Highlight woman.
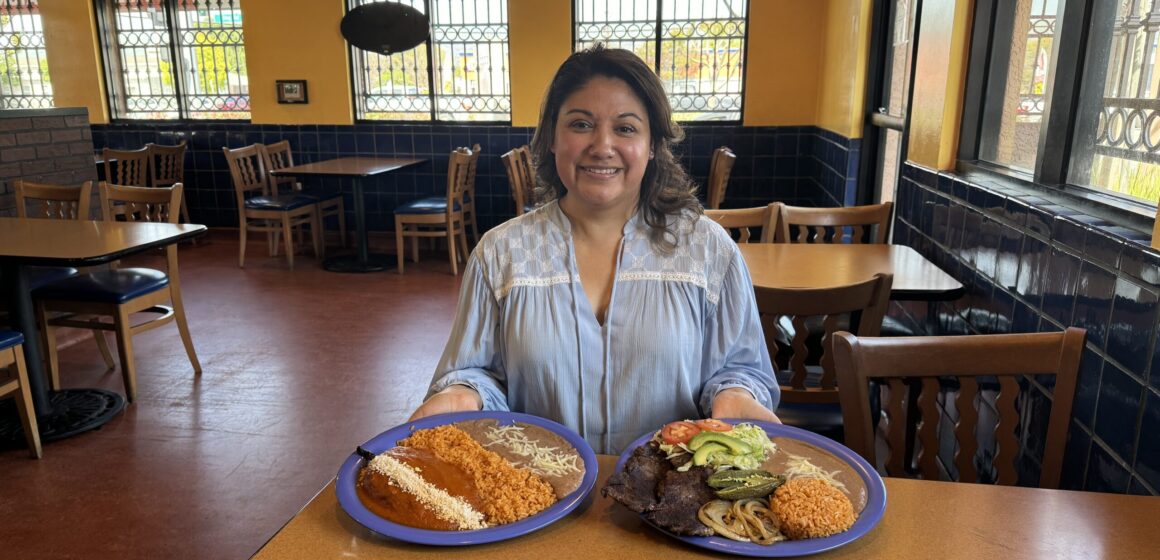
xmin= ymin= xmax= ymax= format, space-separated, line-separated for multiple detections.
xmin=408 ymin=45 xmax=779 ymax=454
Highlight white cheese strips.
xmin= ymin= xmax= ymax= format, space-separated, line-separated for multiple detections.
xmin=366 ymin=453 xmax=488 ymax=530
xmin=480 ymin=424 xmax=582 ymax=477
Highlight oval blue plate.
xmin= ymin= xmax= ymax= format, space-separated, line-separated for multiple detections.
xmin=614 ymin=420 xmax=886 ymax=557
xmin=336 ymin=411 xmax=598 ymax=546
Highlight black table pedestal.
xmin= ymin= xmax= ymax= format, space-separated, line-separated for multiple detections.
xmin=322 ymin=178 xmax=397 ymax=273
xmin=0 ymin=388 xmax=124 ymax=444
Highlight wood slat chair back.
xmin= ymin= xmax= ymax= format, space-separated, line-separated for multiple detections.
xmin=102 ymin=146 xmax=150 ymax=188
xmin=706 ymin=203 xmax=781 ymax=243
xmin=12 ymin=179 xmax=92 ymax=220
xmin=394 ymin=147 xmax=475 ymax=275
xmin=501 ymin=145 xmax=535 ymax=216
xmin=147 ymin=141 xmax=190 ymax=223
xmin=754 ymin=273 xmax=893 ymax=405
xmin=99 ymin=182 xmax=182 ymax=224
xmin=778 ymin=202 xmax=894 ymax=244
xmin=832 ymin=328 xmax=1085 ymax=489
xmin=224 ymin=144 xmax=272 ymax=198
xmin=463 ymin=143 xmax=482 ymax=245
xmin=223 ymin=144 xmax=321 ymax=269
xmin=706 ymin=146 xmax=736 ymax=210
xmin=262 ymin=140 xmax=298 ymax=194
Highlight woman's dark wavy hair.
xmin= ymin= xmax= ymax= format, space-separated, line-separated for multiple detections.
xmin=529 ymin=44 xmax=702 ymax=254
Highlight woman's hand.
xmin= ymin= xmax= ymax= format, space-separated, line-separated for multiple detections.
xmin=711 ymin=387 xmax=781 ymax=423
xmin=407 ymin=385 xmax=483 ymax=422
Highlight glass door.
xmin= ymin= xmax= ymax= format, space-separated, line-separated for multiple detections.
xmin=861 ymin=0 xmax=920 ymax=205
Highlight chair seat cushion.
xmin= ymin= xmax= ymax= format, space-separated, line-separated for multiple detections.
xmin=28 ymin=266 xmax=79 ymax=290
xmin=245 ymin=194 xmax=316 ymax=211
xmin=395 ymin=197 xmax=461 ymax=214
xmin=299 ymin=188 xmax=343 ymax=202
xmin=34 ymin=268 xmax=169 ymax=304
xmin=0 ymin=330 xmax=24 ymax=350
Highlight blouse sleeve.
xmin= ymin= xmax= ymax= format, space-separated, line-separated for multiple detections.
xmin=699 ymin=247 xmax=780 ymax=416
xmin=426 ymin=253 xmax=510 ymax=411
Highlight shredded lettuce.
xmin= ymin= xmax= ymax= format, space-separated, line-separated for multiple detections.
xmin=651 ymin=422 xmax=775 ymax=471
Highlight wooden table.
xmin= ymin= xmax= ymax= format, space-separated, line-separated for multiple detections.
xmin=253 ymin=455 xmax=1159 ymax=559
xmin=738 ymin=243 xmax=963 ymax=301
xmin=270 ymin=157 xmax=428 ymax=273
xmin=0 ymin=218 xmax=206 ymax=441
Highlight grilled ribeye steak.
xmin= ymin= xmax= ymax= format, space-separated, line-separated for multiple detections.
xmin=645 ymin=467 xmax=716 ymax=536
xmin=601 ymin=443 xmax=672 ymax=513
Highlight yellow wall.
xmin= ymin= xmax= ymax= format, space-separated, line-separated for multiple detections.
xmin=508 ymin=0 xmax=572 ymax=127
xmin=40 ymin=0 xmax=108 ymax=123
xmin=743 ymin=1 xmax=824 ymax=126
xmin=243 ymin=0 xmax=352 ymax=125
xmin=908 ymin=0 xmax=974 ymax=169
xmin=814 ymin=0 xmax=873 ymax=138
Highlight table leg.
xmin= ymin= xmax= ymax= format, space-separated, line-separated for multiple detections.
xmin=322 ymin=178 xmax=395 ymax=273
xmin=0 ymin=263 xmax=124 ymax=443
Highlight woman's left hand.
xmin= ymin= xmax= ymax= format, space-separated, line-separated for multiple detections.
xmin=711 ymin=388 xmax=781 ymax=423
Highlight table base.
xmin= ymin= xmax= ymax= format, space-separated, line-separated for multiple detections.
xmin=323 ymin=254 xmax=396 ymax=273
xmin=0 ymin=388 xmax=124 ymax=445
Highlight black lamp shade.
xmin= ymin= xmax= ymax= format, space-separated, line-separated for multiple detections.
xmin=340 ymin=2 xmax=430 ymax=56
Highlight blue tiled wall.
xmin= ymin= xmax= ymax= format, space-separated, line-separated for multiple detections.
xmin=893 ymin=162 xmax=1159 ymax=496
xmin=90 ymin=123 xmax=855 ymax=231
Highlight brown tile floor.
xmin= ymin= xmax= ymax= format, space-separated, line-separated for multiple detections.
xmin=0 ymin=232 xmax=466 ymax=559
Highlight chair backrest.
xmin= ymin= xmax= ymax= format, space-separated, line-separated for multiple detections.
xmin=146 ymin=141 xmax=188 ymax=188
xmin=98 ymin=182 xmax=182 ymax=224
xmin=706 ymin=203 xmax=781 ymax=243
xmin=706 ymin=146 xmax=736 ymax=210
xmin=778 ymin=202 xmax=893 ymax=244
xmin=463 ymin=142 xmax=481 ymax=199
xmin=754 ymin=273 xmax=893 ymax=405
xmin=12 ymin=179 xmax=92 ymax=220
xmin=222 ymin=144 xmax=271 ymax=206
xmin=261 ymin=140 xmax=299 ymax=195
xmin=102 ymin=146 xmax=150 ymax=188
xmin=445 ymin=147 xmax=475 ymax=216
xmin=832 ymin=328 xmax=1085 ymax=489
xmin=501 ymin=145 xmax=534 ymax=215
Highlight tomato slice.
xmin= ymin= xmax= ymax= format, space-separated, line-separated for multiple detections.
xmin=694 ymin=419 xmax=733 ymax=432
xmin=660 ymin=421 xmax=701 ymax=445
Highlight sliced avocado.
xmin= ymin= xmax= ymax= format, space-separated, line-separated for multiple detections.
xmin=687 ymin=431 xmax=752 ymax=455
xmin=692 ymin=442 xmax=728 ymax=466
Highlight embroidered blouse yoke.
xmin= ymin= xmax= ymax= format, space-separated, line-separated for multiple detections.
xmin=427 ymin=201 xmax=779 ymax=454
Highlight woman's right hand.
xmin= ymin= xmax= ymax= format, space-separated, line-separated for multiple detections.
xmin=407 ymin=385 xmax=483 ymax=422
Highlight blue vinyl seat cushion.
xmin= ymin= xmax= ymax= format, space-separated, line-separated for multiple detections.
xmin=28 ymin=266 xmax=79 ymax=290
xmin=34 ymin=268 xmax=169 ymax=304
xmin=0 ymin=329 xmax=24 ymax=349
xmin=244 ymin=194 xmax=317 ymax=211
xmin=395 ymin=197 xmax=461 ymax=215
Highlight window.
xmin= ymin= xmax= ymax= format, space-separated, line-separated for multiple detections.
xmin=96 ymin=0 xmax=249 ymax=120
xmin=574 ymin=0 xmax=748 ymax=121
xmin=965 ymin=0 xmax=1160 ymax=207
xmin=349 ymin=0 xmax=510 ymax=122
xmin=0 ymin=0 xmax=51 ymax=110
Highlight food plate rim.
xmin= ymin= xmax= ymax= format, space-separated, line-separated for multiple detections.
xmin=336 ymin=410 xmax=599 ymax=546
xmin=613 ymin=419 xmax=887 ymax=558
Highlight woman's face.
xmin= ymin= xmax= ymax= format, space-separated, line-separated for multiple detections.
xmin=552 ymin=76 xmax=652 ymax=215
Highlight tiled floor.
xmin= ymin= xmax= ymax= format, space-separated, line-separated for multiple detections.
xmin=0 ymin=232 xmax=465 ymax=559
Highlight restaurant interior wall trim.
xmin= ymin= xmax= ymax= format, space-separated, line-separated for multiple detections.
xmin=39 ymin=0 xmax=108 ymax=124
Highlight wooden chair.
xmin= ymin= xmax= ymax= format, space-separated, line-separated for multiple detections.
xmin=146 ymin=141 xmax=191 ymax=223
xmin=754 ymin=273 xmax=893 ymax=441
xmin=102 ymin=146 xmax=150 ymax=187
xmin=34 ymin=183 xmax=202 ymax=402
xmin=222 ymin=144 xmax=322 ymax=270
xmin=394 ymin=147 xmax=475 ymax=275
xmin=706 ymin=146 xmax=736 ymax=210
xmin=0 ymin=331 xmax=41 ymax=458
xmin=461 ymin=143 xmax=482 ymax=245
xmin=706 ymin=203 xmax=780 ymax=243
xmin=833 ymin=328 xmax=1085 ymax=489
xmin=501 ymin=145 xmax=535 ymax=216
xmin=778 ymin=202 xmax=894 ymax=244
xmin=261 ymin=140 xmax=347 ymax=248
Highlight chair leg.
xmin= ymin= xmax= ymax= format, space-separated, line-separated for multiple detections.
xmin=10 ymin=346 xmax=42 ymax=459
xmin=238 ymin=222 xmax=248 ymax=268
xmin=94 ymin=330 xmax=115 ymax=371
xmin=448 ymin=229 xmax=459 ymax=276
xmin=281 ymin=215 xmax=296 ymax=270
xmin=171 ymin=289 xmax=202 ymax=374
xmin=410 ymin=234 xmax=421 ymax=264
xmin=312 ymin=210 xmax=324 ymax=260
xmin=112 ymin=306 xmax=137 ymax=403
xmin=467 ymin=205 xmax=480 ymax=247
xmin=34 ymin=301 xmax=61 ymax=392
xmin=395 ymin=219 xmax=406 ymax=275
xmin=458 ymin=227 xmax=471 ymax=265
xmin=336 ymin=199 xmax=347 ymax=248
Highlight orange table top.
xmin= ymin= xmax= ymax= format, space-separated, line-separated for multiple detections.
xmin=0 ymin=218 xmax=206 ymax=266
xmin=269 ymin=157 xmax=427 ymax=177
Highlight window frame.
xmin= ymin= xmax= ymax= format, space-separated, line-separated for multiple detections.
xmin=570 ymin=0 xmax=750 ymax=124
xmin=346 ymin=0 xmax=513 ymax=124
xmin=93 ymin=0 xmax=251 ymax=123
xmin=0 ymin=0 xmax=53 ymax=110
xmin=957 ymin=0 xmax=1157 ymax=228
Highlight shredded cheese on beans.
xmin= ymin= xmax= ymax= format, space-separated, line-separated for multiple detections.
xmin=481 ymin=425 xmax=582 ymax=477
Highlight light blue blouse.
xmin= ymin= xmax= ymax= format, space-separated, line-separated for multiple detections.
xmin=426 ymin=201 xmax=779 ymax=454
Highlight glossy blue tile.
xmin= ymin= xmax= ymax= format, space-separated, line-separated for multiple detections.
xmin=1074 ymin=348 xmax=1103 ymax=426
xmin=1105 ymin=278 xmax=1158 ymax=377
xmin=1119 ymin=246 xmax=1160 ymax=289
xmin=1085 ymin=442 xmax=1131 ymax=493
xmin=1094 ymin=363 xmax=1144 ymax=461
xmin=975 ymin=217 xmax=1001 ymax=280
xmin=995 ymin=224 xmax=1023 ymax=290
xmin=1026 ymin=205 xmax=1053 ymax=239
xmin=1052 ymin=216 xmax=1087 ymax=251
xmin=1070 ymin=262 xmax=1116 ymax=350
xmin=1060 ymin=420 xmax=1091 ymax=490
xmin=1135 ymin=389 xmax=1160 ymax=491
xmin=1041 ymin=248 xmax=1082 ymax=325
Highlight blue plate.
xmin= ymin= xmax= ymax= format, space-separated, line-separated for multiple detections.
xmin=614 ymin=420 xmax=886 ymax=557
xmin=336 ymin=411 xmax=598 ymax=546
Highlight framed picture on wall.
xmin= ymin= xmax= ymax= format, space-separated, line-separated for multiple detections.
xmin=276 ymin=80 xmax=308 ymax=104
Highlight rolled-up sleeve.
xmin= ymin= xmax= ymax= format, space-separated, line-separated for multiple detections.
xmin=427 ymin=254 xmax=510 ymax=411
xmin=699 ymin=248 xmax=780 ymax=416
